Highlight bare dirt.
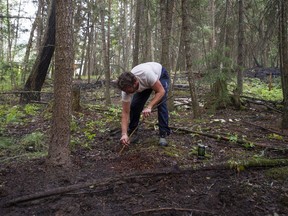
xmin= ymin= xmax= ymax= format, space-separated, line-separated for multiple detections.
xmin=0 ymin=96 xmax=288 ymax=216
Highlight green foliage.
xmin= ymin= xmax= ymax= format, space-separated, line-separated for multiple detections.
xmin=24 ymin=104 xmax=41 ymax=116
xmin=242 ymin=142 xmax=255 ymax=149
xmin=70 ymin=115 xmax=79 ymax=132
xmin=0 ymin=104 xmax=43 ymax=135
xmin=84 ymin=131 xmax=96 ymax=141
xmin=265 ymin=166 xmax=288 ymax=180
xmin=0 ymin=132 xmax=47 ymax=161
xmin=20 ymin=131 xmax=47 ymax=152
xmin=108 ymin=105 xmax=121 ymax=117
xmin=228 ymin=134 xmax=238 ymax=143
xmin=267 ymin=133 xmax=283 ymax=141
xmin=243 ymin=78 xmax=283 ymax=101
xmin=200 ymin=48 xmax=234 ymax=84
xmin=0 ymin=62 xmax=22 ymax=91
xmin=0 ymin=137 xmax=18 ymax=156
xmin=4 ymin=105 xmax=25 ymax=124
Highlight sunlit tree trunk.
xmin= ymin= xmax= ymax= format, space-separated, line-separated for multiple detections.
xmin=47 ymin=0 xmax=73 ymax=167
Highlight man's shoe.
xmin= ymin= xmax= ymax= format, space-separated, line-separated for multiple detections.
xmin=159 ymin=137 xmax=168 ymax=147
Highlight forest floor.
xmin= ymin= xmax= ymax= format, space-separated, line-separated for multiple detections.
xmin=0 ymin=84 xmax=288 ymax=216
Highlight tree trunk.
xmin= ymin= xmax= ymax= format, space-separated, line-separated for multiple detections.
xmin=20 ymin=0 xmax=56 ymax=103
xmin=279 ymin=1 xmax=288 ymax=129
xmin=21 ymin=1 xmax=42 ymax=84
xmin=237 ymin=0 xmax=244 ymax=95
xmin=100 ymin=0 xmax=111 ymax=105
xmin=182 ymin=0 xmax=199 ymax=118
xmin=209 ymin=0 xmax=233 ymax=110
xmin=160 ymin=0 xmax=175 ymax=111
xmin=47 ymin=0 xmax=73 ymax=167
xmin=132 ymin=0 xmax=142 ymax=67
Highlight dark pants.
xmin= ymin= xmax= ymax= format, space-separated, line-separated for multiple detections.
xmin=129 ymin=67 xmax=170 ymax=137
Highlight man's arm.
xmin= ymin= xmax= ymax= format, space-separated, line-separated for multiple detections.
xmin=120 ymin=101 xmax=130 ymax=145
xmin=142 ymin=80 xmax=165 ymax=117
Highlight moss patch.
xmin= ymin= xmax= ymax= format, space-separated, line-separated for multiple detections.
xmin=265 ymin=166 xmax=288 ymax=180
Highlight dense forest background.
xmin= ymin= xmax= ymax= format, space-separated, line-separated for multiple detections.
xmin=0 ymin=1 xmax=285 ymax=87
xmin=0 ymin=0 xmax=288 ymax=164
xmin=1 ymin=1 xmax=288 ymax=215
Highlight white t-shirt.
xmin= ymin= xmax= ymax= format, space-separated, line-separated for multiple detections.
xmin=121 ymin=62 xmax=162 ymax=102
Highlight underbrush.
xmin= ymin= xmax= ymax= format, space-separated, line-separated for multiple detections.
xmin=0 ymin=77 xmax=284 ymax=164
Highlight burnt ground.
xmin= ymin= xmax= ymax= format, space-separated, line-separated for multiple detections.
xmin=0 ymin=92 xmax=288 ymax=216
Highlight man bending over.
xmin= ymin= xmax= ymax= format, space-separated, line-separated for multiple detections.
xmin=117 ymin=62 xmax=171 ymax=147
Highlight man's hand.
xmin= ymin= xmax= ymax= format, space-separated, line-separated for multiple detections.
xmin=120 ymin=133 xmax=130 ymax=145
xmin=142 ymin=107 xmax=152 ymax=118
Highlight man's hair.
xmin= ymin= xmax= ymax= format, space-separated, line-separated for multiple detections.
xmin=117 ymin=72 xmax=137 ymax=91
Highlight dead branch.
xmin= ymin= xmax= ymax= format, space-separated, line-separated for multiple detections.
xmin=243 ymin=120 xmax=288 ymax=139
xmin=241 ymin=96 xmax=282 ymax=113
xmin=169 ymin=125 xmax=249 ymax=146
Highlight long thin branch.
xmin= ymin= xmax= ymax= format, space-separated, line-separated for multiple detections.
xmin=169 ymin=125 xmax=249 ymax=146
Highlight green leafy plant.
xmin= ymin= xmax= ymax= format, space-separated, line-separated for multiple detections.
xmin=228 ymin=134 xmax=238 ymax=143
xmin=20 ymin=131 xmax=47 ymax=152
xmin=70 ymin=115 xmax=79 ymax=132
xmin=24 ymin=104 xmax=41 ymax=116
xmin=5 ymin=105 xmax=25 ymax=124
xmin=0 ymin=137 xmax=18 ymax=156
xmin=243 ymin=78 xmax=283 ymax=101
xmin=108 ymin=105 xmax=121 ymax=117
xmin=267 ymin=133 xmax=283 ymax=140
xmin=242 ymin=142 xmax=255 ymax=149
xmin=84 ymin=131 xmax=96 ymax=140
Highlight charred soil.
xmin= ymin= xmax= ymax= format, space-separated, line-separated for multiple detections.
xmin=0 ymin=97 xmax=288 ymax=216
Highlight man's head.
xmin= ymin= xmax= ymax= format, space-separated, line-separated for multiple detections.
xmin=117 ymin=72 xmax=138 ymax=94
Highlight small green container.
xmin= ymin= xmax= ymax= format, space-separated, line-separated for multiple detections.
xmin=198 ymin=144 xmax=206 ymax=159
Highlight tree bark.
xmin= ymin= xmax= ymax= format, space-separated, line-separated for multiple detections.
xmin=181 ymin=0 xmax=199 ymax=118
xmin=47 ymin=0 xmax=73 ymax=167
xmin=160 ymin=0 xmax=175 ymax=111
xmin=99 ymin=0 xmax=111 ymax=105
xmin=279 ymin=1 xmax=288 ymax=129
xmin=237 ymin=0 xmax=244 ymax=95
xmin=132 ymin=0 xmax=142 ymax=67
